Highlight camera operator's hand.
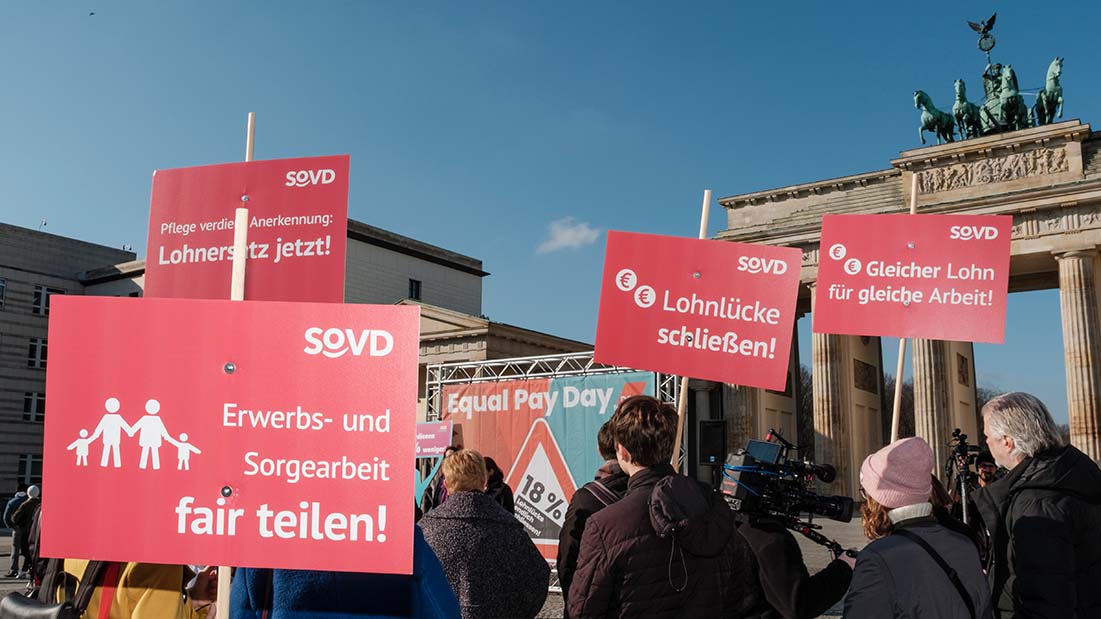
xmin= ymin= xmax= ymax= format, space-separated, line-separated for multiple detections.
xmin=839 ymin=549 xmax=858 ymax=570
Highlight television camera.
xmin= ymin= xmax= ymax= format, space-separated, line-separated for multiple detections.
xmin=721 ymin=430 xmax=855 ymax=558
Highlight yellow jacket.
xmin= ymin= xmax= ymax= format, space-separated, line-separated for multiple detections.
xmin=60 ymin=560 xmax=205 ymax=619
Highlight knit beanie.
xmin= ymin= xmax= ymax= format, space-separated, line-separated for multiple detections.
xmin=859 ymin=437 xmax=932 ymax=508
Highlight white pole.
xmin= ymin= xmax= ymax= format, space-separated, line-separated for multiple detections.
xmin=890 ymin=173 xmax=919 ymax=442
xmin=671 ymin=189 xmax=711 ymax=469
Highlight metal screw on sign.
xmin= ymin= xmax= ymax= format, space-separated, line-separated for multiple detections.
xmin=241 ymin=195 xmax=250 ymax=202
xmin=221 ymin=486 xmax=233 ymax=498
xmin=907 ymin=242 xmax=916 ymax=249
xmin=693 ymin=272 xmax=701 ymax=279
xmin=224 ymin=362 xmax=236 ymax=374
xmin=685 ymin=335 xmax=694 ymax=342
xmin=903 ymin=300 xmax=911 ymax=306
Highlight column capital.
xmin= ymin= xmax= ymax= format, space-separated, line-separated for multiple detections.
xmin=1053 ymin=248 xmax=1100 ymax=261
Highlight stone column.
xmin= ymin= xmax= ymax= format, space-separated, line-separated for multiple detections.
xmin=810 ymin=283 xmax=851 ymax=496
xmin=723 ymin=384 xmax=757 ymax=457
xmin=1055 ymin=250 xmax=1101 ymax=460
xmin=913 ymin=339 xmax=950 ymax=478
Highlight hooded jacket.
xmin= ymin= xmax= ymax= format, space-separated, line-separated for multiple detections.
xmin=567 ymin=464 xmax=753 ymax=618
xmin=419 ymin=491 xmax=548 ymax=619
xmin=557 ymin=460 xmax=630 ymax=611
xmin=3 ymin=491 xmax=27 ymax=528
xmin=973 ymin=445 xmax=1101 ymax=618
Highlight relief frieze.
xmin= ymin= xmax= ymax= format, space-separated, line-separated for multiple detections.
xmin=916 ymin=147 xmax=1069 ymax=194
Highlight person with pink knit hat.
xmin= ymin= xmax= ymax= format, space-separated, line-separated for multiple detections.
xmin=843 ymin=437 xmax=992 ymax=619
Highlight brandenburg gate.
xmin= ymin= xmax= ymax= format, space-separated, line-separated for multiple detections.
xmin=715 ymin=120 xmax=1101 ymax=496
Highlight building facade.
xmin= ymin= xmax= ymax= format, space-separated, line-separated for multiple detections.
xmin=0 ymin=224 xmax=137 ymax=486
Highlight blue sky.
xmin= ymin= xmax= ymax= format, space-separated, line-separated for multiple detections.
xmin=0 ymin=2 xmax=1091 ymax=422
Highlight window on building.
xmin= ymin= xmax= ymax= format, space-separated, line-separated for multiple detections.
xmin=18 ymin=455 xmax=42 ymax=485
xmin=32 ymin=286 xmax=65 ymax=316
xmin=23 ymin=393 xmax=45 ymax=422
xmin=408 ymin=279 xmax=422 ymax=301
xmin=0 ymin=278 xmax=6 ymax=309
xmin=27 ymin=338 xmax=47 ymax=369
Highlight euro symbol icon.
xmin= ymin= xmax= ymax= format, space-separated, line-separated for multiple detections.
xmin=634 ymin=285 xmax=656 ymax=308
xmin=615 ymin=268 xmax=638 ymax=292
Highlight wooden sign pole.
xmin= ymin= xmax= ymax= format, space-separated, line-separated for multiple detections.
xmin=216 ymin=111 xmax=255 ymax=619
xmin=670 ymin=189 xmax=711 ymax=469
xmin=890 ymin=173 xmax=919 ymax=442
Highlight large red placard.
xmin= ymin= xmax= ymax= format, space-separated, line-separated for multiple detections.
xmin=813 ymin=214 xmax=1012 ymax=343
xmin=144 ymin=155 xmax=349 ymax=302
xmin=594 ymin=231 xmax=801 ymax=390
xmin=41 ymin=297 xmax=419 ymax=574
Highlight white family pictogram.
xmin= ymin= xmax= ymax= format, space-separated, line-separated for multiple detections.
xmin=67 ymin=397 xmax=200 ymax=471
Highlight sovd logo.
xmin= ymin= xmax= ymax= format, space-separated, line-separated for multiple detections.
xmin=304 ymin=328 xmax=393 ymax=358
xmin=949 ymin=225 xmax=999 ymax=240
xmin=736 ymin=256 xmax=788 ymax=275
xmin=285 ymin=169 xmax=337 ymax=187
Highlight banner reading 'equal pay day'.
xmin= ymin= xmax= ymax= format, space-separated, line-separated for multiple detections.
xmin=440 ymin=371 xmax=654 ymax=558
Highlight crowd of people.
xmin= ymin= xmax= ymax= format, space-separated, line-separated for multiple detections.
xmin=4 ymin=391 xmax=1100 ymax=618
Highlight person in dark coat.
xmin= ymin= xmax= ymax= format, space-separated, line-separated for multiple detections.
xmin=557 ymin=420 xmax=629 ymax=616
xmin=231 ymin=525 xmax=460 ymax=619
xmin=736 ymin=516 xmax=855 ymax=619
xmin=482 ymin=457 xmax=514 ymax=514
xmin=11 ymin=485 xmax=40 ymax=579
xmin=419 ymin=449 xmax=549 ymax=619
xmin=4 ymin=483 xmax=28 ymax=578
xmin=567 ymin=396 xmax=752 ymax=619
xmin=972 ymin=391 xmax=1101 ymax=619
xmin=844 ymin=437 xmax=993 ymax=619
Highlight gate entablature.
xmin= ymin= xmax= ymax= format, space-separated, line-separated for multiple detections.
xmin=717 ymin=120 xmax=1101 ymax=296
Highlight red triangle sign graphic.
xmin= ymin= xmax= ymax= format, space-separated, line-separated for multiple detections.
xmin=505 ymin=418 xmax=578 ymax=560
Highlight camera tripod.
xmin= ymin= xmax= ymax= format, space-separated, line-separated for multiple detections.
xmin=944 ymin=428 xmax=979 ymax=525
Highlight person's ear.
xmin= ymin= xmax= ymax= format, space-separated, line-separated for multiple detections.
xmin=616 ymin=443 xmax=632 ymax=465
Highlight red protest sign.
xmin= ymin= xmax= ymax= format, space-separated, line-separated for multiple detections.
xmin=415 ymin=421 xmax=453 ymax=457
xmin=594 ymin=231 xmax=801 ymax=390
xmin=145 ymin=155 xmax=349 ymax=302
xmin=41 ymin=297 xmax=419 ymax=574
xmin=813 ymin=214 xmax=1012 ymax=343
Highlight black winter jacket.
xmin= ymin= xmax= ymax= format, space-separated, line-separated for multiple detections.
xmin=737 ymin=519 xmax=852 ymax=618
xmin=567 ymin=464 xmax=753 ymax=618
xmin=843 ymin=516 xmax=993 ymax=619
xmin=420 ymin=491 xmax=548 ymax=619
xmin=557 ymin=461 xmax=630 ymax=612
xmin=973 ymin=445 xmax=1101 ymax=619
